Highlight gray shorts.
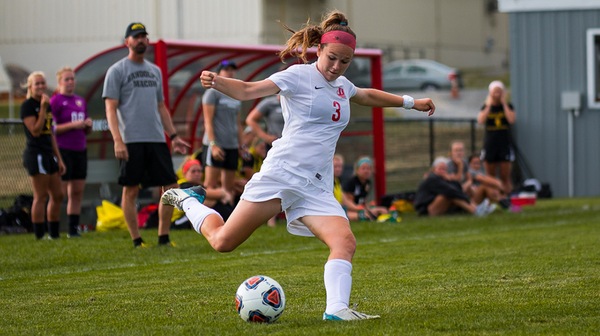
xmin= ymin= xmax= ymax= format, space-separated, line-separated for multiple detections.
xmin=241 ymin=165 xmax=347 ymax=237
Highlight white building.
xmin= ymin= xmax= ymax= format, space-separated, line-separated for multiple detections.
xmin=0 ymin=0 xmax=509 ymax=87
xmin=499 ymin=0 xmax=600 ymax=197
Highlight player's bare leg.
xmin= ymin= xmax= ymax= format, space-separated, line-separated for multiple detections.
xmin=161 ymin=187 xmax=281 ymax=252
xmin=201 ymin=199 xmax=281 ymax=252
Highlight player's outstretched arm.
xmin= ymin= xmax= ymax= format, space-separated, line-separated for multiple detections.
xmin=199 ymin=71 xmax=279 ymax=101
xmin=351 ymin=87 xmax=435 ymax=116
xmin=413 ymin=98 xmax=436 ymax=116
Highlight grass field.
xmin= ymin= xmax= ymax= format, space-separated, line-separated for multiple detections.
xmin=1 ymin=198 xmax=599 ymax=335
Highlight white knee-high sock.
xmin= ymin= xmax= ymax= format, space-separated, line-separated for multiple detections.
xmin=182 ymin=198 xmax=221 ymax=234
xmin=324 ymin=259 xmax=352 ymax=314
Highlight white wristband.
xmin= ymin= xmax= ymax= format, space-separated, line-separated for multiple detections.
xmin=402 ymin=95 xmax=414 ymax=110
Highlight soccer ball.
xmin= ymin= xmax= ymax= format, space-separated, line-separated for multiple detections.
xmin=235 ymin=275 xmax=286 ymax=323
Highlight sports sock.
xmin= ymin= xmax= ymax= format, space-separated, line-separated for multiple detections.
xmin=33 ymin=222 xmax=45 ymax=239
xmin=324 ymin=259 xmax=353 ymax=315
xmin=182 ymin=198 xmax=221 ymax=235
xmin=48 ymin=221 xmax=60 ymax=238
xmin=358 ymin=210 xmax=369 ymax=221
xmin=158 ymin=234 xmax=170 ymax=245
xmin=68 ymin=214 xmax=80 ymax=234
xmin=133 ymin=237 xmax=144 ymax=247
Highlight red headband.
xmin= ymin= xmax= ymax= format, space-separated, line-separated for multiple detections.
xmin=182 ymin=159 xmax=201 ymax=174
xmin=320 ymin=31 xmax=356 ymax=50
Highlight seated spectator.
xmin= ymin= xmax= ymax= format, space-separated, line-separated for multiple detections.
xmin=239 ymin=136 xmax=279 ymax=227
xmin=448 ymin=141 xmax=507 ymax=208
xmin=239 ymin=132 xmax=266 ymax=180
xmin=446 ymin=140 xmax=472 ymax=193
xmin=342 ymin=156 xmax=388 ymax=219
xmin=333 ymin=154 xmax=375 ymax=221
xmin=414 ymin=157 xmax=496 ymax=217
xmin=175 ymin=150 xmax=203 ymax=181
xmin=468 ymin=154 xmax=508 ymax=207
xmin=171 ymin=159 xmax=234 ymax=228
xmin=230 ymin=127 xmax=254 ymax=201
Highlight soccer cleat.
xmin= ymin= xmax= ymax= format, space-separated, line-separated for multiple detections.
xmin=474 ymin=199 xmax=491 ymax=217
xmin=323 ymin=308 xmax=380 ymax=321
xmin=135 ymin=242 xmax=151 ymax=249
xmin=161 ymin=186 xmax=206 ymax=211
xmin=486 ymin=203 xmax=498 ymax=215
xmin=158 ymin=241 xmax=177 ymax=247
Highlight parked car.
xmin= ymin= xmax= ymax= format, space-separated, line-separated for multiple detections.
xmin=350 ymin=59 xmax=463 ymax=91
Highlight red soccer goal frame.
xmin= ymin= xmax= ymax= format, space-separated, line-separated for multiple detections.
xmin=75 ymin=39 xmax=387 ymax=201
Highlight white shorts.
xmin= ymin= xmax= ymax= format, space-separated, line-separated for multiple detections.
xmin=241 ymin=165 xmax=347 ymax=237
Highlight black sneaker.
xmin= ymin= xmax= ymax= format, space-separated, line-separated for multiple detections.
xmin=67 ymin=232 xmax=81 ymax=238
xmin=499 ymin=198 xmax=511 ymax=210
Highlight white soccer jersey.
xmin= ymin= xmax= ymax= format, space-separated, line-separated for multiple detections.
xmin=264 ymin=63 xmax=357 ymax=192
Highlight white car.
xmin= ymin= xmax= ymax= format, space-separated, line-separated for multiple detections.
xmin=351 ymin=59 xmax=463 ymax=91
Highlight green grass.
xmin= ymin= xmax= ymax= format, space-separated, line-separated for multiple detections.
xmin=1 ymin=198 xmax=599 ymax=335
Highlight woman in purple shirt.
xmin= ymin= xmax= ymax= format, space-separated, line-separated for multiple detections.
xmin=50 ymin=67 xmax=92 ymax=237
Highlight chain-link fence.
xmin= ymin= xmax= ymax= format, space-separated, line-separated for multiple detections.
xmin=336 ymin=117 xmax=483 ymax=197
xmin=0 ymin=119 xmax=31 ymax=208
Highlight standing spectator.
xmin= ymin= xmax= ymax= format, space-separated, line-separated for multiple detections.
xmin=161 ymin=10 xmax=435 ymax=320
xmin=102 ymin=22 xmax=189 ymax=248
xmin=342 ymin=156 xmax=388 ymax=218
xmin=246 ymin=95 xmax=284 ymax=150
xmin=477 ymin=80 xmax=516 ymax=195
xmin=201 ymin=60 xmax=244 ymax=195
xmin=50 ymin=66 xmax=92 ymax=237
xmin=20 ymin=71 xmax=65 ymax=239
xmin=414 ymin=157 xmax=495 ymax=217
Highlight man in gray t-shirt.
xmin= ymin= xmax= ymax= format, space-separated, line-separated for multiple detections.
xmin=103 ymin=57 xmax=165 ymax=143
xmin=102 ymin=22 xmax=189 ymax=248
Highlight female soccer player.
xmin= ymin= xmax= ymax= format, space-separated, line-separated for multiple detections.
xmin=50 ymin=67 xmax=92 ymax=237
xmin=162 ymin=10 xmax=435 ymax=320
xmin=21 ymin=71 xmax=65 ymax=239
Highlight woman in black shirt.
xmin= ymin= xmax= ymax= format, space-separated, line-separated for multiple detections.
xmin=477 ymin=80 xmax=516 ymax=195
xmin=20 ymin=71 xmax=65 ymax=239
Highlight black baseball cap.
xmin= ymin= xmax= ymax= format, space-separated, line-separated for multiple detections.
xmin=217 ymin=60 xmax=238 ymax=73
xmin=125 ymin=22 xmax=148 ymax=38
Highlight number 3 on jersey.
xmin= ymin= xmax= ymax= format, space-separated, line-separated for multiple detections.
xmin=332 ymin=101 xmax=341 ymax=122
